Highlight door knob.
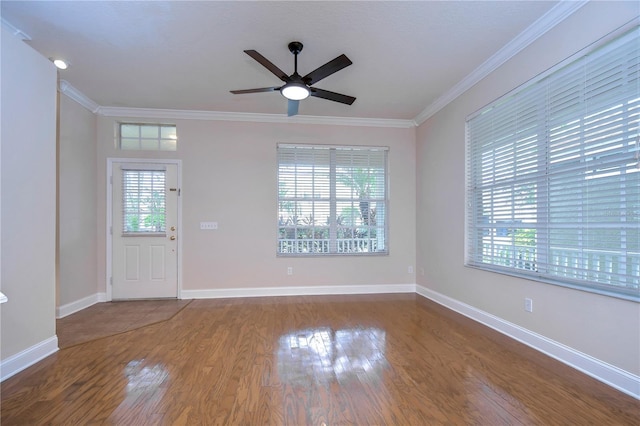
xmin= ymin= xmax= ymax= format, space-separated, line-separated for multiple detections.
xmin=170 ymin=236 xmax=176 ymax=240
xmin=170 ymin=226 xmax=176 ymax=231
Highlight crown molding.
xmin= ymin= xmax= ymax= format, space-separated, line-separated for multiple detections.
xmin=413 ymin=0 xmax=589 ymax=126
xmin=58 ymin=82 xmax=414 ymax=128
xmin=96 ymin=106 xmax=416 ymax=128
xmin=58 ymin=1 xmax=588 ymax=129
xmin=1 ymin=17 xmax=31 ymax=40
xmin=58 ymin=80 xmax=100 ymax=113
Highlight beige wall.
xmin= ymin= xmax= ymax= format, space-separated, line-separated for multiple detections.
xmin=416 ymin=1 xmax=640 ymax=375
xmin=1 ymin=28 xmax=57 ymax=360
xmin=96 ymin=118 xmax=417 ymax=294
xmin=58 ymin=95 xmax=97 ymax=307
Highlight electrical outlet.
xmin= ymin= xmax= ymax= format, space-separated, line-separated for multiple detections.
xmin=200 ymin=222 xmax=218 ymax=230
xmin=525 ymin=298 xmax=533 ymax=313
xmin=287 ymin=267 xmax=293 ymax=276
xmin=408 ymin=266 xmax=414 ymax=274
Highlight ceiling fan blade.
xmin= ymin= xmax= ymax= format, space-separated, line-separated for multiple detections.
xmin=230 ymin=87 xmax=280 ymax=94
xmin=303 ymin=54 xmax=352 ymax=85
xmin=310 ymin=88 xmax=356 ymax=105
xmin=287 ymin=100 xmax=300 ymax=117
xmin=244 ymin=50 xmax=290 ymax=82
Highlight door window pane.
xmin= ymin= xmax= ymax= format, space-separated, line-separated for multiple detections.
xmin=122 ymin=170 xmax=166 ymax=234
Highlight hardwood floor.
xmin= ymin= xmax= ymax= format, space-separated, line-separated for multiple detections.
xmin=1 ymin=294 xmax=638 ymax=425
xmin=56 ymin=299 xmax=193 ymax=348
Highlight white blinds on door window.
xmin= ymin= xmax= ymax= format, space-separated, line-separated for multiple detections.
xmin=466 ymin=24 xmax=640 ymax=300
xmin=277 ymin=144 xmax=388 ymax=255
xmin=122 ymin=170 xmax=167 ymax=234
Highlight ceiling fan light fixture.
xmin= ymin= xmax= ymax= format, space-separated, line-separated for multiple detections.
xmin=52 ymin=59 xmax=68 ymax=70
xmin=281 ymin=82 xmax=310 ymax=101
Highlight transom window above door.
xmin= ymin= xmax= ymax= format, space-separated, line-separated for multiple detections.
xmin=119 ymin=123 xmax=177 ymax=151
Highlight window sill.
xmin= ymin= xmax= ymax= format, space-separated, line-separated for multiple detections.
xmin=464 ymin=263 xmax=640 ymax=303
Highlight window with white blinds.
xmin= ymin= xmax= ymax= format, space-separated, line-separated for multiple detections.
xmin=122 ymin=169 xmax=166 ymax=234
xmin=466 ymin=23 xmax=640 ymax=301
xmin=278 ymin=144 xmax=388 ymax=255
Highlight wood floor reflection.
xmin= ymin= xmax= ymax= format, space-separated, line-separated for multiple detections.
xmin=2 ymin=294 xmax=638 ymax=425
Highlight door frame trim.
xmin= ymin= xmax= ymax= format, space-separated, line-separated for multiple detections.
xmin=106 ymin=158 xmax=183 ymax=301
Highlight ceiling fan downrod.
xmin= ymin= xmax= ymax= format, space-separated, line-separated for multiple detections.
xmin=288 ymin=41 xmax=303 ymax=76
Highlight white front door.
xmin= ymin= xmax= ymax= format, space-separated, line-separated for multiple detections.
xmin=111 ymin=162 xmax=179 ymax=299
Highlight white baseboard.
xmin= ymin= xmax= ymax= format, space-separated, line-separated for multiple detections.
xmin=181 ymin=283 xmax=416 ymax=300
xmin=415 ymin=285 xmax=640 ymax=400
xmin=1 ymin=336 xmax=59 ymax=382
xmin=56 ymin=292 xmax=107 ymax=318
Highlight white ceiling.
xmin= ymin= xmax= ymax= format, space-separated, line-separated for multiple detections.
xmin=1 ymin=1 xmax=564 ymax=122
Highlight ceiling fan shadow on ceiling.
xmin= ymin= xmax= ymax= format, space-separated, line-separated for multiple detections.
xmin=230 ymin=41 xmax=355 ymax=117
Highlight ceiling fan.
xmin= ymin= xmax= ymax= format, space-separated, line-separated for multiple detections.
xmin=231 ymin=41 xmax=356 ymax=117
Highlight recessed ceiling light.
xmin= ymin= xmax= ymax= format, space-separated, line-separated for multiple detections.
xmin=52 ymin=59 xmax=68 ymax=70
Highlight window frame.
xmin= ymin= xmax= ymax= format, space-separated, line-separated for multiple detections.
xmin=465 ymin=20 xmax=640 ymax=302
xmin=277 ymin=143 xmax=389 ymax=257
